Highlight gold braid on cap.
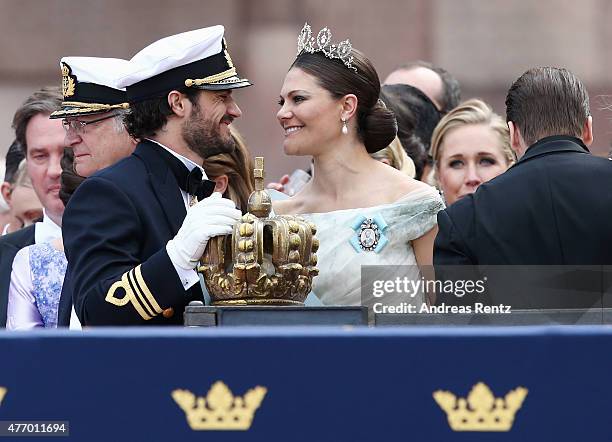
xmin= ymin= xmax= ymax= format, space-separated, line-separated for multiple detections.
xmin=60 ymin=101 xmax=129 ymax=112
xmin=296 ymin=23 xmax=357 ymax=72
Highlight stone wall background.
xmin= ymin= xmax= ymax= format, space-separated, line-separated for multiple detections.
xmin=1 ymin=0 xmax=611 ymax=178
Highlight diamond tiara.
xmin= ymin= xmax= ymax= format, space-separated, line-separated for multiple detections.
xmin=296 ymin=23 xmax=357 ymax=72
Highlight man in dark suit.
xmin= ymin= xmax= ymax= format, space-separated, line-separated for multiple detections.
xmin=434 ymin=67 xmax=612 ymax=305
xmin=62 ymin=26 xmax=247 ymax=325
xmin=0 ymin=88 xmax=65 ymax=327
xmin=49 ymin=56 xmax=138 ymax=327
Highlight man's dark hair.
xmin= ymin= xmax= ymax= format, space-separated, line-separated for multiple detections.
xmin=124 ymin=88 xmax=201 ymax=140
xmin=394 ymin=61 xmax=461 ymax=114
xmin=505 ymin=67 xmax=590 ymax=147
xmin=12 ymin=86 xmax=62 ymax=154
xmin=380 ymin=84 xmax=441 ymax=179
xmin=4 ymin=139 xmax=25 ymax=184
xmin=59 ymin=147 xmax=85 ymax=207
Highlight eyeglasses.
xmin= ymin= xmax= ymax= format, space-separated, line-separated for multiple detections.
xmin=62 ymin=113 xmax=118 ymax=134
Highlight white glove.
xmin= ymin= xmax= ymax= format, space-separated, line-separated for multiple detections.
xmin=166 ymin=192 xmax=242 ymax=270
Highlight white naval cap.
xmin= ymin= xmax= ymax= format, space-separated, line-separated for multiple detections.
xmin=116 ymin=25 xmax=251 ymax=103
xmin=50 ymin=56 xmax=130 ymax=119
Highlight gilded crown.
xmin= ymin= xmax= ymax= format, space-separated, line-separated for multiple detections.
xmin=296 ymin=23 xmax=356 ymax=72
xmin=0 ymin=387 xmax=6 ymax=407
xmin=199 ymin=157 xmax=319 ymax=305
xmin=433 ymin=382 xmax=528 ymax=432
xmin=172 ymin=381 xmax=266 ymax=431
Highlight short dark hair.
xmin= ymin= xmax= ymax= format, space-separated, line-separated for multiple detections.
xmin=394 ymin=61 xmax=461 ymax=114
xmin=4 ymin=139 xmax=25 ymax=184
xmin=12 ymin=86 xmax=62 ymax=153
xmin=59 ymin=148 xmax=85 ymax=207
xmin=505 ymin=67 xmax=590 ymax=146
xmin=124 ymin=88 xmax=201 ymax=140
xmin=380 ymin=84 xmax=441 ymax=179
xmin=292 ymin=49 xmax=397 ymax=153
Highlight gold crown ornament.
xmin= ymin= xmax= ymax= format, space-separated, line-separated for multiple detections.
xmin=198 ymin=157 xmax=319 ymax=305
xmin=433 ymin=382 xmax=528 ymax=432
xmin=0 ymin=386 xmax=6 ymax=406
xmin=172 ymin=381 xmax=267 ymax=431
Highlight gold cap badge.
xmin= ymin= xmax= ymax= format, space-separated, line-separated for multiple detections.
xmin=61 ymin=63 xmax=76 ymax=98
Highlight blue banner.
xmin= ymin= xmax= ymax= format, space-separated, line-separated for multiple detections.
xmin=0 ymin=326 xmax=609 ymax=441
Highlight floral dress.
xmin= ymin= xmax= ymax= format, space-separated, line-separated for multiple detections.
xmin=6 ymin=242 xmax=67 ymax=329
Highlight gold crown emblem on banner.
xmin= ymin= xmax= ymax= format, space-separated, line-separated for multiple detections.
xmin=172 ymin=381 xmax=267 ymax=431
xmin=199 ymin=157 xmax=319 ymax=305
xmin=60 ymin=63 xmax=76 ymax=98
xmin=0 ymin=387 xmax=6 ymax=406
xmin=433 ymin=382 xmax=528 ymax=432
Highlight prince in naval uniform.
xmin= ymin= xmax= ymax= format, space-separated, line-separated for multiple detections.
xmin=62 ymin=26 xmax=250 ymax=325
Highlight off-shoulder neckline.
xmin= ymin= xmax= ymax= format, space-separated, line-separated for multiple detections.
xmin=298 ymin=186 xmax=441 ymax=217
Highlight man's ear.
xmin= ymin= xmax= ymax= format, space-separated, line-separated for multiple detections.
xmin=340 ymin=94 xmax=358 ymax=121
xmin=213 ymin=175 xmax=229 ymax=194
xmin=581 ymin=116 xmax=593 ymax=146
xmin=507 ymin=121 xmax=525 ymax=155
xmin=167 ymin=90 xmax=189 ymax=117
xmin=1 ymin=182 xmax=12 ymax=207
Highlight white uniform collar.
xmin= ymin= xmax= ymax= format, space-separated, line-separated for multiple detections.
xmin=35 ymin=209 xmax=62 ymax=244
xmin=146 ymin=139 xmax=208 ymax=179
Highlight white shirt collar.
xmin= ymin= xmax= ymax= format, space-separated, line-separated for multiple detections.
xmin=146 ymin=139 xmax=208 ymax=179
xmin=35 ymin=209 xmax=62 ymax=244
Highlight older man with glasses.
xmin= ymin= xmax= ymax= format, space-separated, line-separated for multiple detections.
xmin=48 ymin=56 xmax=137 ymax=327
xmin=52 ymin=57 xmax=136 ymax=178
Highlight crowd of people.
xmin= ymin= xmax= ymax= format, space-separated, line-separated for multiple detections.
xmin=0 ymin=22 xmax=609 ymax=329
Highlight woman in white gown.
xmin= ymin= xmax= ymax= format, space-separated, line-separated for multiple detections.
xmin=273 ymin=24 xmax=444 ymax=306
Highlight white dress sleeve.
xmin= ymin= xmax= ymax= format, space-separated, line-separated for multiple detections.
xmin=6 ymin=246 xmax=43 ymax=330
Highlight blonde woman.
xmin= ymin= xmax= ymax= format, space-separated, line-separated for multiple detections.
xmin=370 ymin=136 xmax=416 ymax=178
xmin=430 ymin=99 xmax=516 ymax=206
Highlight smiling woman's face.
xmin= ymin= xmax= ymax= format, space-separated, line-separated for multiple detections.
xmin=276 ymin=67 xmax=343 ymax=157
xmin=437 ymin=123 xmax=511 ymax=205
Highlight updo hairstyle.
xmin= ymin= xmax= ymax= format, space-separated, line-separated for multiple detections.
xmin=292 ymin=50 xmax=397 ymax=153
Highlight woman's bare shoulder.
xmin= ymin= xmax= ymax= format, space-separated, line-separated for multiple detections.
xmin=373 ymin=164 xmax=434 ymax=200
xmin=272 ymin=197 xmax=302 ymax=215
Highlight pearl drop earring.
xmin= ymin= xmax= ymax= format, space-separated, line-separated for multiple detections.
xmin=341 ymin=117 xmax=348 ymax=135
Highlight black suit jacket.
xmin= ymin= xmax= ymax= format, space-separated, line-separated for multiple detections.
xmin=435 ymin=136 xmax=612 ymax=265
xmin=434 ymin=136 xmax=612 ymax=308
xmin=56 ymin=268 xmax=72 ymax=327
xmin=0 ymin=224 xmax=35 ymax=327
xmin=62 ymin=140 xmax=203 ymax=325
